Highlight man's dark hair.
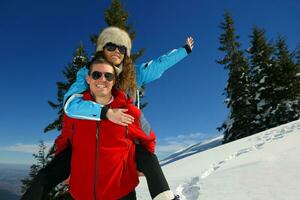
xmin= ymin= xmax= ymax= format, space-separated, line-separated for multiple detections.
xmin=87 ymin=56 xmax=117 ymax=78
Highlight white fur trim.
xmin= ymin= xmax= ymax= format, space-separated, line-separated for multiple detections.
xmin=153 ymin=190 xmax=175 ymax=200
xmin=64 ymin=94 xmax=114 ymax=121
xmin=64 ymin=94 xmax=100 ymax=121
xmin=114 ymin=64 xmax=123 ymax=75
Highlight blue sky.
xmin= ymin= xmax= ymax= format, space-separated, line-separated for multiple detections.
xmin=0 ymin=0 xmax=299 ymax=164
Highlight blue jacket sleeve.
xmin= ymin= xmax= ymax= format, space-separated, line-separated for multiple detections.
xmin=63 ymin=67 xmax=88 ymax=104
xmin=63 ymin=67 xmax=104 ymax=121
xmin=135 ymin=47 xmax=188 ymax=88
xmin=63 ymin=46 xmax=189 ymax=120
xmin=64 ymin=94 xmax=103 ymax=121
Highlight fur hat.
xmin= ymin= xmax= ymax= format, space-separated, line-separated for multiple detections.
xmin=96 ymin=27 xmax=132 ymax=56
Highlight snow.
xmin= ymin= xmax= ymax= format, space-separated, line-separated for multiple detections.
xmin=252 ymin=66 xmax=262 ymax=73
xmin=274 ymin=86 xmax=286 ymax=91
xmin=258 ymin=51 xmax=264 ymax=56
xmin=72 ymin=55 xmax=87 ymax=63
xmin=258 ymin=86 xmax=266 ymax=92
xmin=255 ymin=92 xmax=261 ymax=100
xmin=259 ymin=75 xmax=267 ymax=84
xmin=257 ymin=99 xmax=266 ymax=110
xmin=136 ymin=119 xmax=300 ymax=200
xmin=159 ymin=135 xmax=223 ymax=166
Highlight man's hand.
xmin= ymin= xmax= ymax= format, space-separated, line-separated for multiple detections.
xmin=106 ymin=108 xmax=134 ymax=126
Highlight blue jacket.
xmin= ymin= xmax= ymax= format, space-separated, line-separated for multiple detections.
xmin=64 ymin=46 xmax=189 ymax=120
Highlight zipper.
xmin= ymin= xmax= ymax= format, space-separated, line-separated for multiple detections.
xmin=71 ymin=124 xmax=75 ymax=145
xmin=125 ymin=126 xmax=130 ymax=150
xmin=94 ymin=121 xmax=100 ymax=200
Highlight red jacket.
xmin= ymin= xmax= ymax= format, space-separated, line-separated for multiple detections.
xmin=55 ymin=89 xmax=156 ymax=200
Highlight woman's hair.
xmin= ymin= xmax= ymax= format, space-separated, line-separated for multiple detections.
xmin=92 ymin=51 xmax=137 ymax=99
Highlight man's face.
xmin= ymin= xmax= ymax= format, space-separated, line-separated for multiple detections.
xmin=86 ymin=63 xmax=115 ymax=98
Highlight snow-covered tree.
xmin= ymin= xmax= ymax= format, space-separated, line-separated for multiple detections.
xmin=217 ymin=12 xmax=253 ymax=143
xmin=267 ymin=37 xmax=300 ymax=127
xmin=247 ymin=27 xmax=275 ymax=132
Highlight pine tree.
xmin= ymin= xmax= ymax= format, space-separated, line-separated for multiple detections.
xmin=247 ymin=27 xmax=275 ymax=132
xmin=21 ymin=141 xmax=51 ymax=193
xmin=217 ymin=12 xmax=253 ymax=143
xmin=21 ymin=141 xmax=71 ymax=200
xmin=44 ymin=45 xmax=89 ymax=132
xmin=295 ymin=45 xmax=300 ymax=66
xmin=267 ymin=37 xmax=300 ymax=126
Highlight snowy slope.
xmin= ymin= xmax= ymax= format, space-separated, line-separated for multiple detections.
xmin=159 ymin=135 xmax=223 ymax=166
xmin=136 ymin=119 xmax=300 ymax=200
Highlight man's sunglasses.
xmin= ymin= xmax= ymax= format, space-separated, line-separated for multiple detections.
xmin=104 ymin=42 xmax=127 ymax=55
xmin=91 ymin=71 xmax=115 ymax=82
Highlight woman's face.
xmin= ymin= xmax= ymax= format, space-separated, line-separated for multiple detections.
xmin=103 ymin=43 xmax=126 ymax=66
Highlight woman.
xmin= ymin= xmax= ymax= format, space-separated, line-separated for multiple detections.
xmin=55 ymin=58 xmax=156 ymax=200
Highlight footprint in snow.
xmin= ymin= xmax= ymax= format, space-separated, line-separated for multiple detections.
xmin=176 ymin=177 xmax=201 ymax=200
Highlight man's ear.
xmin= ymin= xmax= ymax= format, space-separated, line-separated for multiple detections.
xmin=86 ymin=75 xmax=90 ymax=84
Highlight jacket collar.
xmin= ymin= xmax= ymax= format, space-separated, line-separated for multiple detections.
xmin=83 ymin=88 xmax=133 ymax=108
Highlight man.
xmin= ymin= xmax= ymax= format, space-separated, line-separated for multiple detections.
xmin=55 ymin=58 xmax=156 ymax=200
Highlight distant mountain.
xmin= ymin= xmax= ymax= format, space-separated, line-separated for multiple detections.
xmin=0 ymin=189 xmax=20 ymax=200
xmin=160 ymin=135 xmax=223 ymax=166
xmin=0 ymin=163 xmax=29 ymax=195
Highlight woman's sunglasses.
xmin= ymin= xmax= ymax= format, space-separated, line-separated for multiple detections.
xmin=91 ymin=71 xmax=115 ymax=82
xmin=104 ymin=42 xmax=127 ymax=55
